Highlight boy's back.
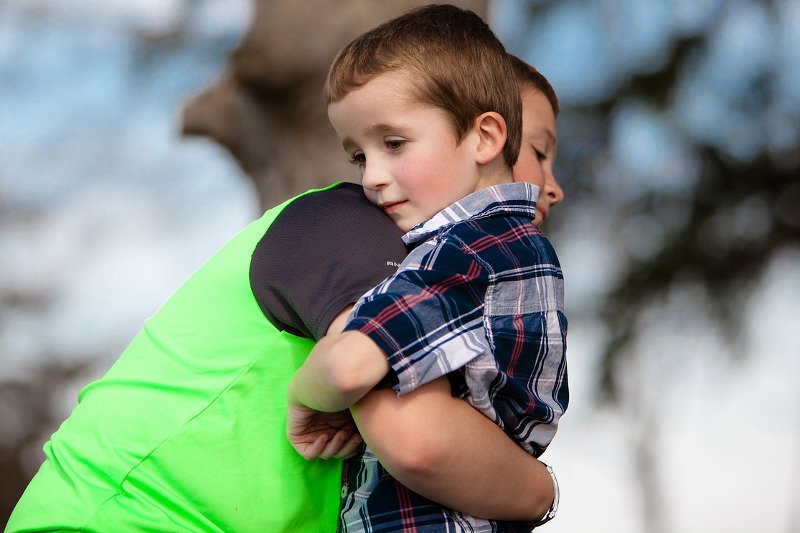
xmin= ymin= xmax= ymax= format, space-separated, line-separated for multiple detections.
xmin=6 ymin=183 xmax=406 ymax=532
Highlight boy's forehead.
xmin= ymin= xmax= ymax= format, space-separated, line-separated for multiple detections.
xmin=327 ymin=71 xmax=434 ymax=132
xmin=332 ymin=70 xmax=419 ymax=107
xmin=522 ymin=89 xmax=557 ymax=143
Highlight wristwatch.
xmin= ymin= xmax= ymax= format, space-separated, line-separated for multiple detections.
xmin=531 ymin=462 xmax=560 ymax=529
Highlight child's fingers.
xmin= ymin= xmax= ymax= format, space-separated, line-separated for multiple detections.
xmin=333 ymin=432 xmax=363 ymax=459
xmin=296 ymin=434 xmax=329 ymax=461
xmin=318 ymin=429 xmax=352 ymax=460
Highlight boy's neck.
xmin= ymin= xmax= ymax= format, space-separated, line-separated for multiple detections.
xmin=475 ymin=161 xmax=514 ymax=192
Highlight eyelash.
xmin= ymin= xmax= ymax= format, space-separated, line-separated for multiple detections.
xmin=385 ymin=138 xmax=405 ymax=151
xmin=349 ymin=152 xmax=366 ymax=167
xmin=349 ymin=139 xmax=406 ymax=167
xmin=535 ymin=149 xmax=548 ymax=162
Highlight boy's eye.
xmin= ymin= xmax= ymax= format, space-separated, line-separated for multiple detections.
xmin=384 ymin=138 xmax=406 ymax=151
xmin=349 ymin=152 xmax=366 ymax=167
xmin=534 ymin=148 xmax=548 ymax=162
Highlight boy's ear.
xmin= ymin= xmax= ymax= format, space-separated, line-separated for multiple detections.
xmin=473 ymin=112 xmax=507 ymax=165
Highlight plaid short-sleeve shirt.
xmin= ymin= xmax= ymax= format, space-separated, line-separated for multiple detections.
xmin=340 ymin=182 xmax=569 ymax=532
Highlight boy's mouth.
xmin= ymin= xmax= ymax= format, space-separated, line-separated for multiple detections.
xmin=380 ymin=200 xmax=407 ymax=214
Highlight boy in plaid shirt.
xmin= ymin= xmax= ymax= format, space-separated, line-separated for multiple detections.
xmin=287 ymin=5 xmax=568 ymax=531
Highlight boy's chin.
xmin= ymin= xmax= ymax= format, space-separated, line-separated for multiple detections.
xmin=389 ymin=214 xmax=418 ymax=233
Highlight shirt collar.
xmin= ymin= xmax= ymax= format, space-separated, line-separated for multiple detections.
xmin=402 ymin=182 xmax=539 ymax=245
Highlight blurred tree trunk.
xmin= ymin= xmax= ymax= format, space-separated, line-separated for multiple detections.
xmin=180 ymin=0 xmax=488 ymax=210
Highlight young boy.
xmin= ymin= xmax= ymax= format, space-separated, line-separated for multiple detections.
xmin=287 ymin=5 xmax=568 ymax=531
xmin=508 ymin=53 xmax=565 ymax=226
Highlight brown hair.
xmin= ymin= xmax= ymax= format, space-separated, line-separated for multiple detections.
xmin=507 ymin=53 xmax=560 ymax=117
xmin=325 ymin=4 xmax=521 ymax=168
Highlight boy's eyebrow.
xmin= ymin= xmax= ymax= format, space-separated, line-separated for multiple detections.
xmin=530 ymin=125 xmax=558 ymax=149
xmin=540 ymin=125 xmax=557 ymax=147
xmin=341 ymin=137 xmax=358 ymax=153
xmin=549 ymin=130 xmax=558 ymax=151
xmin=367 ymin=122 xmax=402 ymax=134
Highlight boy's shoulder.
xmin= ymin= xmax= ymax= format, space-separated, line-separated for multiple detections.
xmin=396 ymin=213 xmax=560 ymax=292
xmin=403 ymin=182 xmax=540 ymax=245
xmin=421 ymin=211 xmax=552 ymax=256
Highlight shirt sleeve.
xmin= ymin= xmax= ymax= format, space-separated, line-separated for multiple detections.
xmin=250 ymin=183 xmax=407 ymax=341
xmin=344 ymin=237 xmax=491 ymax=395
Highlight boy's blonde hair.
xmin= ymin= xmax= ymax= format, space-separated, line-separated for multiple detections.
xmin=325 ymin=4 xmax=521 ymax=168
xmin=507 ymin=53 xmax=560 ymax=118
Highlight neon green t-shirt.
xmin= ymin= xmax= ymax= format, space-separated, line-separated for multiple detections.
xmin=6 ymin=183 xmax=405 ymax=532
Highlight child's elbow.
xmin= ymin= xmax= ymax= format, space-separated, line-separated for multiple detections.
xmin=392 ymin=446 xmax=443 ymax=479
xmin=323 ymin=332 xmax=388 ymax=400
xmin=320 ymin=334 xmax=377 ymax=399
xmin=325 ymin=360 xmax=367 ymax=399
xmin=378 ymin=427 xmax=447 ymax=479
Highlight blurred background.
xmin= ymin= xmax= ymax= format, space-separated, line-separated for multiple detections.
xmin=1 ymin=0 xmax=799 ymax=531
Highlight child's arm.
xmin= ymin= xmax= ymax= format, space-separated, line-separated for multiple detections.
xmin=288 ymin=308 xmax=557 ymax=523
xmin=287 ymin=330 xmax=389 ymax=413
xmin=353 ymin=377 xmax=557 ymax=523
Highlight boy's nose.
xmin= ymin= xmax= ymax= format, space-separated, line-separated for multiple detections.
xmin=545 ymin=174 xmax=564 ymax=206
xmin=361 ymin=163 xmax=390 ymax=190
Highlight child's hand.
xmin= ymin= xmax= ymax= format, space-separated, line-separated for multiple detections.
xmin=286 ymin=402 xmax=363 ymax=460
